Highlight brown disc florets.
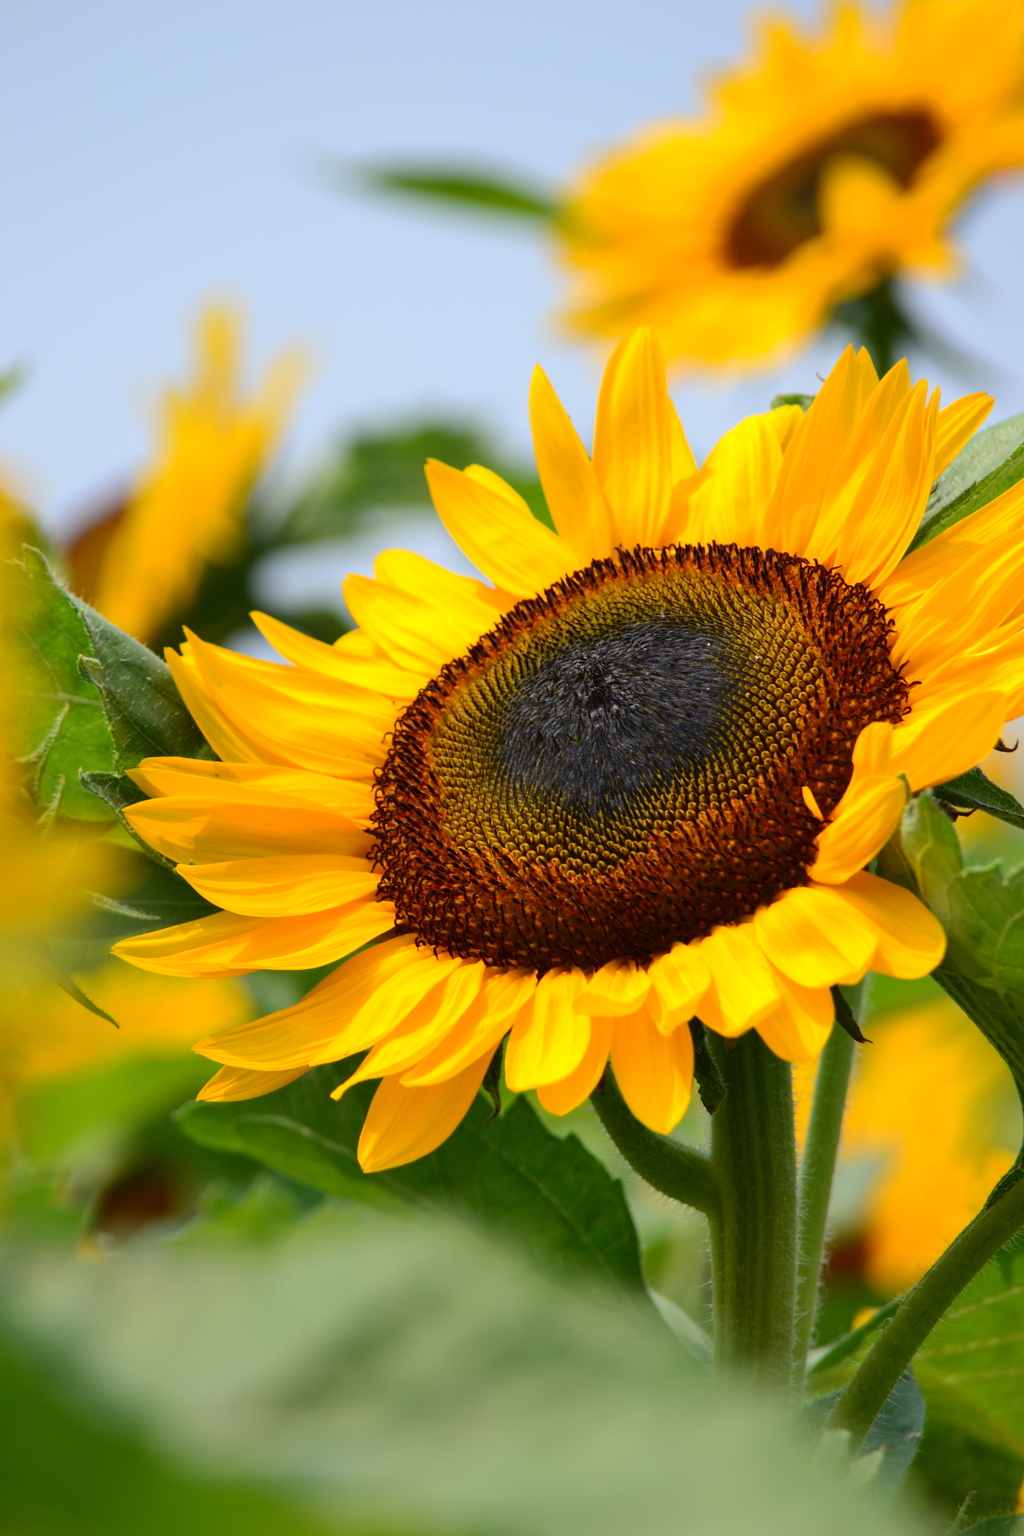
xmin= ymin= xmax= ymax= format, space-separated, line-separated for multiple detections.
xmin=372 ymin=543 xmax=909 ymax=973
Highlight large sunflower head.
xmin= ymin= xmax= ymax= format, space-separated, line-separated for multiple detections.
xmin=558 ymin=0 xmax=1024 ymax=368
xmin=114 ymin=331 xmax=1019 ymax=1173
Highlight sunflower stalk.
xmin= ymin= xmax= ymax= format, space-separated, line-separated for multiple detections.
xmin=823 ymin=1161 xmax=1024 ymax=1447
xmin=707 ymin=1031 xmax=799 ymax=1392
xmin=792 ymin=987 xmax=862 ymax=1386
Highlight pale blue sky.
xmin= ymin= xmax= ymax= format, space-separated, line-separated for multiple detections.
xmin=5 ymin=0 xmax=1024 ymax=534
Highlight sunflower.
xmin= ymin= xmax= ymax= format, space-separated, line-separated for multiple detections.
xmin=113 ymin=331 xmax=1018 ymax=1173
xmin=558 ymin=0 xmax=1024 ymax=369
xmin=66 ymin=304 xmax=304 ymax=646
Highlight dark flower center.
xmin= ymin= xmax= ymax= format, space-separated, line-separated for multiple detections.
xmin=372 ymin=543 xmax=909 ymax=973
xmin=725 ymin=109 xmax=942 ymax=269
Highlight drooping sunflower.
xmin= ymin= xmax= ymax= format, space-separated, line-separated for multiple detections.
xmin=558 ymin=0 xmax=1024 ymax=368
xmin=66 ymin=304 xmax=304 ymax=647
xmin=114 ymin=332 xmax=1020 ymax=1173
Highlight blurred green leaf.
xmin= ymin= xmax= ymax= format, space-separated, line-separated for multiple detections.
xmin=178 ymin=1067 xmax=646 ymax=1298
xmin=911 ymin=412 xmax=1024 ymax=552
xmin=276 ymin=420 xmax=551 ymax=545
xmin=349 ymin=160 xmax=556 ymax=220
xmin=11 ymin=547 xmax=117 ymax=822
xmin=0 ymin=1334 xmax=354 ymax=1536
xmin=0 ymin=1205 xmax=928 ymax=1536
xmin=913 ymin=1245 xmax=1024 ymax=1522
xmin=963 ymin=1518 xmax=1024 ymax=1533
xmin=934 ymin=768 xmax=1024 ymax=834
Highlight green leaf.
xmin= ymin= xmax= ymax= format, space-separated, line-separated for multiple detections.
xmin=934 ymin=767 xmax=1024 ymax=833
xmin=178 ymin=1065 xmax=646 ymax=1298
xmin=963 ymin=1519 xmax=1024 ymax=1534
xmin=37 ymin=948 xmax=119 ymax=1028
xmin=350 ymin=160 xmax=556 ymax=220
xmin=0 ymin=1203 xmax=928 ymax=1536
xmin=880 ymin=793 xmax=1024 ymax=1100
xmin=914 ymin=1244 xmax=1024 ymax=1522
xmin=910 ymin=412 xmax=1024 ymax=552
xmin=0 ymin=1334 xmax=350 ymax=1536
xmin=71 ymin=598 xmax=211 ymax=769
xmin=10 ymin=547 xmax=117 ymax=821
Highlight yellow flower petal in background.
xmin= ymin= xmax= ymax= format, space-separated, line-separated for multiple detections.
xmin=558 ymin=0 xmax=1024 ymax=370
xmin=70 ymin=303 xmax=304 ymax=646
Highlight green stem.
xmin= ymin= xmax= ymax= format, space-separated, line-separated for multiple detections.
xmin=825 ymin=1165 xmax=1024 ymax=1446
xmin=793 ymin=998 xmax=859 ymax=1385
xmin=591 ymin=1068 xmax=721 ymax=1223
xmin=709 ymin=1031 xmax=799 ymax=1391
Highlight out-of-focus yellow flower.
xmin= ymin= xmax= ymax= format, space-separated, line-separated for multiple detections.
xmin=559 ymin=0 xmax=1024 ymax=370
xmin=799 ymin=997 xmax=1020 ymax=1295
xmin=0 ymin=959 xmax=252 ymax=1143
xmin=68 ymin=304 xmax=304 ymax=646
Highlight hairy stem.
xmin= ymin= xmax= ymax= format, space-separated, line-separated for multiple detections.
xmin=825 ymin=1164 xmax=1024 ymax=1445
xmin=591 ymin=1068 xmax=721 ymax=1223
xmin=793 ymin=992 xmax=860 ymax=1384
xmin=708 ymin=1031 xmax=799 ymax=1392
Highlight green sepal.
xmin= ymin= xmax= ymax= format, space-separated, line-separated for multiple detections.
xmin=933 ymin=766 xmax=1024 ymax=832
xmin=37 ymin=947 xmax=119 ymax=1027
xmin=10 ymin=546 xmax=117 ymax=821
xmin=177 ymin=1064 xmax=647 ymax=1300
xmin=70 ymin=599 xmax=212 ymax=769
xmin=879 ymin=792 xmax=1024 ymax=1109
xmin=910 ymin=411 xmax=1024 ymax=553
xmin=347 ymin=160 xmax=557 ymax=220
xmin=770 ymin=392 xmax=815 ymax=411
xmin=689 ymin=1019 xmax=725 ymax=1113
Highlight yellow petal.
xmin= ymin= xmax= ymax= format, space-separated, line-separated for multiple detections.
xmin=343 ymin=569 xmax=491 ymax=677
xmin=357 ymin=1052 xmax=494 ymax=1172
xmin=536 ymin=1016 xmax=614 ymax=1116
xmin=592 ymin=328 xmax=673 ymax=548
xmin=890 ymin=691 xmax=1007 ymax=791
xmin=251 ymin=611 xmax=423 ymax=700
xmin=128 ymin=758 xmax=373 ymax=826
xmin=609 ymin=1005 xmax=693 ymax=1134
xmin=826 ymin=872 xmax=946 ymax=978
xmin=755 ymin=971 xmax=833 ymax=1063
xmin=166 ymin=648 xmax=271 ymax=766
xmin=192 ymin=937 xmax=417 ymax=1068
xmin=125 ymin=796 xmax=370 ymax=863
xmin=113 ymin=899 xmax=395 ymax=977
xmin=178 ymin=853 xmax=379 ymax=916
xmin=197 ymin=1063 xmax=309 ymax=1101
xmin=330 ymin=960 xmax=486 ymax=1092
xmin=647 ymin=942 xmax=711 ymax=1034
xmin=310 ymin=946 xmax=465 ymax=1065
xmin=753 ymin=885 xmax=877 ymax=989
xmin=696 ymin=924 xmax=781 ymax=1037
xmin=529 ymin=364 xmax=613 ymax=564
xmin=575 ymin=958 xmax=652 ymax=1017
xmin=504 ymin=968 xmax=591 ymax=1090
xmin=683 ymin=412 xmax=783 ymax=547
xmin=400 ymin=969 xmax=537 ymax=1086
xmin=425 ymin=459 xmax=574 ymax=597
xmin=934 ymin=392 xmax=993 ymax=476
xmin=810 ymin=776 xmax=909 ymax=885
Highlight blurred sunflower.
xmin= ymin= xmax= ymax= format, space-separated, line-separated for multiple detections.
xmin=66 ymin=304 xmax=304 ymax=647
xmin=843 ymin=996 xmax=1019 ymax=1294
xmin=559 ymin=0 xmax=1024 ymax=370
xmin=113 ymin=332 xmax=1021 ymax=1174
